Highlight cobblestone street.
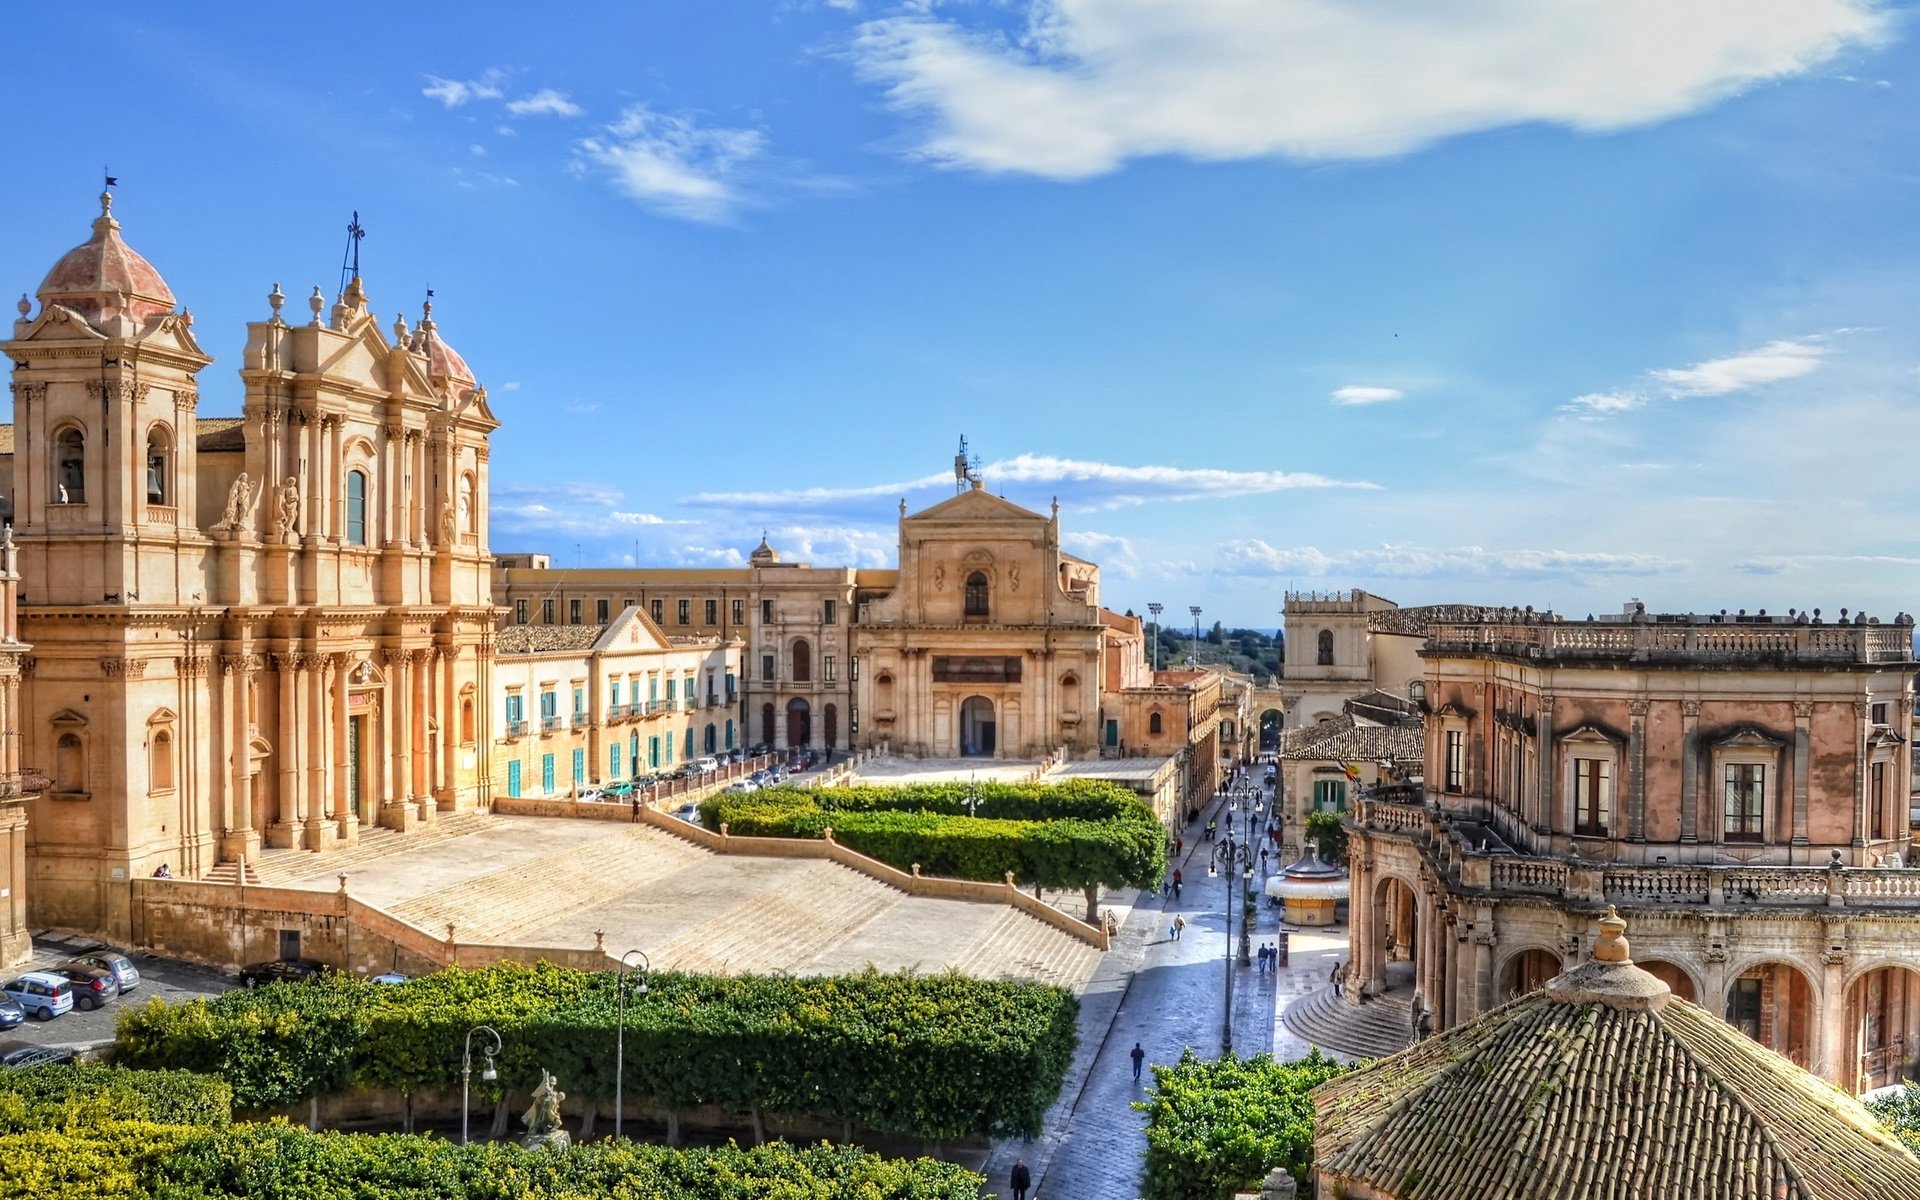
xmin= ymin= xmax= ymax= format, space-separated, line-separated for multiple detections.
xmin=979 ymin=783 xmax=1354 ymax=1200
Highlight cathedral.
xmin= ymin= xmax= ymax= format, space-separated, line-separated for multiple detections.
xmin=3 ymin=193 xmax=501 ymax=941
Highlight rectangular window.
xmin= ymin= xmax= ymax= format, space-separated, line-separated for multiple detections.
xmin=596 ymin=599 xmax=610 ymax=624
xmin=542 ymin=753 xmax=556 ymax=794
xmin=507 ymin=760 xmax=522 ymax=798
xmin=1728 ymin=977 xmax=1762 ymax=1039
xmin=762 ymin=654 xmax=775 ymax=682
xmin=345 ymin=471 xmax=367 ymax=545
xmin=1445 ymin=730 xmax=1465 ymax=792
xmin=539 ymin=690 xmax=557 ymax=719
xmin=705 ymin=599 xmax=718 ymax=624
xmin=1313 ymin=779 xmax=1348 ymax=813
xmin=572 ymin=686 xmax=585 ymax=718
xmin=648 ymin=677 xmax=659 ymax=702
xmin=850 ymin=656 xmax=858 ymax=682
xmin=649 ymin=736 xmax=661 ymax=769
xmin=1573 ymin=757 xmax=1612 ymax=837
xmin=609 ymin=681 xmax=621 ymax=710
xmin=678 ymin=599 xmax=691 ymax=625
xmin=761 ymin=599 xmax=774 ymax=624
xmin=666 ymin=678 xmax=677 ymax=704
xmin=1872 ymin=702 xmax=1890 ymax=726
xmin=1723 ymin=763 xmax=1766 ymax=842
xmin=572 ymin=748 xmax=585 ymax=785
xmin=515 ymin=599 xmax=529 ymax=625
xmin=609 ymin=745 xmax=622 ymax=779
xmin=569 ymin=599 xmax=582 ymax=625
xmin=542 ymin=599 xmax=555 ymax=625
xmin=664 ymin=735 xmax=674 ymax=765
xmin=1872 ymin=760 xmax=1888 ymax=841
xmin=505 ymin=693 xmax=524 ymax=726
xmin=824 ymin=655 xmax=837 ymax=683
xmin=823 ymin=599 xmax=837 ymax=624
xmin=732 ymin=599 xmax=745 ymax=625
xmin=725 ymin=671 xmax=737 ymax=700
xmin=650 ymin=599 xmax=664 ymax=623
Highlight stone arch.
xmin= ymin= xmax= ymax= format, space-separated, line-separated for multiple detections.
xmin=1317 ymin=629 xmax=1334 ymax=665
xmin=54 ymin=730 xmax=86 ymax=795
xmin=1845 ymin=961 xmax=1920 ymax=1092
xmin=1373 ymin=874 xmax=1422 ymax=992
xmin=146 ymin=708 xmax=178 ymax=794
xmin=960 ymin=695 xmax=996 ymax=757
xmin=824 ymin=703 xmax=838 ymax=748
xmin=786 ymin=698 xmax=811 ymax=748
xmin=790 ymin=639 xmax=811 ymax=684
xmin=1149 ymin=709 xmax=1164 ymax=736
xmin=1724 ymin=956 xmax=1821 ymax=1070
xmin=144 ymin=421 xmax=174 ymax=506
xmin=1495 ymin=946 xmax=1563 ymax=1000
xmin=964 ymin=571 xmax=990 ymax=618
xmin=1636 ymin=958 xmax=1700 ymax=1004
xmin=1259 ymin=708 xmax=1284 ymax=752
xmin=52 ymin=422 xmax=87 ymax=504
xmin=760 ymin=702 xmax=775 ymax=748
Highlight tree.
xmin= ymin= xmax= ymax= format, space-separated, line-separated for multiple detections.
xmin=1305 ymin=812 xmax=1348 ymax=866
xmin=1207 ymin=620 xmax=1224 ymax=645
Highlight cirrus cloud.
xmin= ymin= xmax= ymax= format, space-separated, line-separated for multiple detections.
xmin=574 ymin=105 xmax=768 ymax=223
xmin=1331 ymin=385 xmax=1405 ymax=406
xmin=506 ymin=89 xmax=584 ymax=118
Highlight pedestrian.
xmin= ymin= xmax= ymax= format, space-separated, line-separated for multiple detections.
xmin=1010 ymin=1157 xmax=1031 ymax=1200
xmin=1163 ymin=876 xmax=1172 ymax=898
xmin=1205 ymin=820 xmax=1217 ymax=842
xmin=1225 ymin=812 xmax=1234 ymax=833
xmin=1130 ymin=1041 xmax=1146 ymax=1082
xmin=1330 ymin=960 xmax=1343 ymax=997
xmin=1175 ymin=835 xmax=1183 ymax=857
xmin=1259 ymin=847 xmax=1270 ymax=872
xmin=631 ymin=796 xmax=642 ymax=823
xmin=1171 ymin=914 xmax=1186 ymax=941
xmin=1255 ymin=944 xmax=1265 ymax=974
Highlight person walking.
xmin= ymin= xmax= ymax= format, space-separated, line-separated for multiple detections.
xmin=1010 ymin=1157 xmax=1031 ymax=1200
xmin=1175 ymin=835 xmax=1183 ymax=857
xmin=1330 ymin=959 xmax=1344 ymax=997
xmin=1259 ymin=847 xmax=1270 ymax=872
xmin=631 ymin=795 xmax=642 ymax=823
xmin=1205 ymin=819 xmax=1217 ymax=842
xmin=1172 ymin=868 xmax=1183 ymax=900
xmin=1171 ymin=914 xmax=1186 ymax=941
xmin=1130 ymin=1042 xmax=1146 ymax=1082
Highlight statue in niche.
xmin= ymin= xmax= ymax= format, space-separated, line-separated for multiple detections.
xmin=440 ymin=502 xmax=457 ymax=546
xmin=1009 ymin=564 xmax=1021 ymax=592
xmin=520 ymin=1069 xmax=570 ymax=1151
xmin=275 ymin=477 xmax=300 ymax=539
xmin=216 ymin=472 xmax=252 ymax=531
xmin=933 ymin=563 xmax=945 ymax=592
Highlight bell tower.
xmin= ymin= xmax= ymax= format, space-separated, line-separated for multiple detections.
xmin=4 ymin=192 xmax=211 ymax=605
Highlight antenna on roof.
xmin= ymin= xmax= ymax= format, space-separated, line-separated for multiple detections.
xmin=338 ymin=211 xmax=365 ymax=298
xmin=954 ymin=435 xmax=982 ymax=494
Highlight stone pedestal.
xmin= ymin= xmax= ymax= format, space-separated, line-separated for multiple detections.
xmin=379 ymin=800 xmax=417 ymax=833
xmin=264 ymin=821 xmax=300 ymax=850
xmin=218 ymin=827 xmax=262 ymax=865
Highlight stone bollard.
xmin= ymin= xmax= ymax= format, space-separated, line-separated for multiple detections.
xmin=593 ymin=929 xmax=606 ymax=953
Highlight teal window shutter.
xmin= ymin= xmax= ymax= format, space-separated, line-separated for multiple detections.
xmin=507 ymin=760 xmax=522 ymax=797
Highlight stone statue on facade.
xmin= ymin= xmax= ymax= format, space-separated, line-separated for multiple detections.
xmin=441 ymin=501 xmax=457 ymax=546
xmin=519 ymin=1069 xmax=570 ymax=1151
xmin=216 ymin=472 xmax=252 ymax=531
xmin=275 ymin=477 xmax=300 ymax=541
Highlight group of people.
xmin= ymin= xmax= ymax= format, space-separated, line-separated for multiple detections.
xmin=1254 ymin=940 xmax=1286 ymax=974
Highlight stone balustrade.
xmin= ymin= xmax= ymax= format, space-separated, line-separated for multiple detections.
xmin=1424 ymin=619 xmax=1911 ymax=664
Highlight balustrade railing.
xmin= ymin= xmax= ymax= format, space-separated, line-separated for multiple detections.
xmin=1425 ymin=620 xmax=1911 ymax=664
xmin=1602 ymin=868 xmax=1709 ymax=904
xmin=1489 ymin=858 xmax=1568 ymax=896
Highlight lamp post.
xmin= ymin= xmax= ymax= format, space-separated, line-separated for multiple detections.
xmin=1189 ymin=606 xmax=1203 ymax=667
xmin=964 ymin=771 xmax=981 ymax=818
xmin=1147 ymin=602 xmax=1164 ymax=672
xmin=1210 ymin=834 xmax=1255 ymax=1053
xmin=461 ymin=1024 xmax=500 ymax=1145
xmin=615 ymin=948 xmax=651 ymax=1140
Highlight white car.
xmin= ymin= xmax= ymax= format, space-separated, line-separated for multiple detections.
xmin=693 ymin=756 xmax=720 ymax=775
xmin=578 ymin=787 xmax=605 ymax=803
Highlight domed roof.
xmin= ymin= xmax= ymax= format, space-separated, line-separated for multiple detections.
xmin=750 ymin=534 xmax=780 ymax=564
xmin=36 ymin=192 xmax=176 ymax=325
xmin=410 ymin=300 xmax=476 ymax=392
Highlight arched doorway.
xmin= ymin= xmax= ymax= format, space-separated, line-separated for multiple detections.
xmin=760 ymin=703 xmax=775 ymax=748
xmin=1848 ymin=965 xmax=1920 ymax=1092
xmin=959 ymin=695 xmax=995 ymax=757
xmin=824 ymin=703 xmax=838 ymax=749
xmin=1259 ymin=709 xmax=1283 ymax=752
xmin=786 ymin=698 xmax=811 ymax=748
xmin=1375 ymin=877 xmax=1419 ymax=996
xmin=1502 ymin=949 xmax=1562 ymax=1001
xmin=791 ymin=639 xmax=811 ymax=683
xmin=1728 ymin=962 xmax=1815 ymax=1069
xmin=1638 ymin=960 xmax=1698 ymax=1003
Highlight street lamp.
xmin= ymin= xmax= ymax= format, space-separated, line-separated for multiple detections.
xmin=615 ymin=948 xmax=651 ymax=1140
xmin=1147 ymin=602 xmax=1164 ymax=672
xmin=461 ymin=1024 xmax=501 ymax=1145
xmin=1209 ymin=834 xmax=1256 ymax=1053
xmin=1189 ymin=606 xmax=1203 ymax=667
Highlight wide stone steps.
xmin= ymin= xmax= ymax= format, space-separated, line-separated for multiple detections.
xmin=391 ymin=827 xmax=705 ymax=943
xmin=253 ymin=812 xmax=500 ymax=885
xmin=201 ymin=860 xmax=261 ymax=885
xmin=651 ymin=862 xmax=898 ymax=976
xmin=1279 ymin=985 xmax=1415 ymax=1059
xmin=952 ymin=907 xmax=1104 ymax=990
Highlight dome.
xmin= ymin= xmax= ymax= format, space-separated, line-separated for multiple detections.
xmin=410 ymin=299 xmax=476 ymax=393
xmin=750 ymin=534 xmax=780 ymax=565
xmin=36 ymin=192 xmax=176 ymax=326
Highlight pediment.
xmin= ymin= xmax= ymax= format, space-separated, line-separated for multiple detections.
xmin=133 ymin=312 xmax=211 ymax=360
xmin=146 ymin=707 xmax=178 ymax=727
xmin=1434 ymin=700 xmax=1475 ymax=720
xmin=1559 ymin=722 xmax=1625 ymax=746
xmin=48 ymin=708 xmax=87 ymax=727
xmin=1711 ymin=724 xmax=1787 ymax=749
xmin=7 ymin=304 xmax=109 ymax=345
xmin=454 ymin=385 xmax=500 ymax=431
xmin=907 ymin=486 xmax=1047 ymax=525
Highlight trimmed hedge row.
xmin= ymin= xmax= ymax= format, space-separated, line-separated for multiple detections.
xmin=116 ymin=962 xmax=1077 ymax=1140
xmin=702 ymin=780 xmax=1166 ymax=892
xmin=1134 ymin=1049 xmax=1349 ymax=1200
xmin=0 ymin=1064 xmax=232 ymax=1132
xmin=0 ymin=1121 xmax=981 ymax=1199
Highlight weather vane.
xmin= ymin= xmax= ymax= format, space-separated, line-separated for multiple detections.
xmin=338 ymin=211 xmax=365 ymax=298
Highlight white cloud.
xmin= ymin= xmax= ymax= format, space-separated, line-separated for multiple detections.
xmin=574 ymin=106 xmax=767 ymax=222
xmin=507 ymin=89 xmax=584 ymax=118
xmin=469 ymin=144 xmax=487 ymax=158
xmin=422 ymin=71 xmax=506 ymax=109
xmin=498 ymin=381 xmax=522 ymax=392
xmin=1651 ymin=338 xmax=1829 ymax=396
xmin=1564 ymin=390 xmax=1646 ymax=415
xmin=849 ymin=1 xmax=1887 ymax=178
xmin=1061 ymin=530 xmax=1138 ymax=576
xmin=1331 ymin=385 xmax=1404 ymax=406
xmin=1220 ymin=539 xmax=1684 ymax=580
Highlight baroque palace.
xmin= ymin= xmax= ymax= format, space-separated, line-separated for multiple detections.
xmin=1345 ymin=604 xmax=1920 ymax=1093
xmin=3 ymin=193 xmax=501 ymax=940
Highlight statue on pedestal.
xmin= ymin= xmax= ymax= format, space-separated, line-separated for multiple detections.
xmin=215 ymin=472 xmax=252 ymax=532
xmin=275 ymin=477 xmax=300 ymax=542
xmin=519 ymin=1069 xmax=570 ymax=1151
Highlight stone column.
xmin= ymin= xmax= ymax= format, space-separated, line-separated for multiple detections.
xmin=1536 ymin=693 xmax=1556 ymax=838
xmin=439 ymin=644 xmax=459 ymax=809
xmin=390 ymin=650 xmax=412 ymax=827
xmin=1627 ymin=698 xmax=1648 ymax=841
xmin=1471 ymin=922 xmax=1495 ymax=1020
xmin=1679 ymin=700 xmax=1701 ymax=849
xmin=272 ymin=656 xmax=299 ymax=846
xmin=1441 ymin=919 xmax=1459 ymax=1029
xmin=411 ymin=650 xmax=431 ymax=813
xmin=333 ymin=656 xmax=354 ymax=841
xmin=1818 ymin=947 xmax=1848 ymax=1087
xmin=303 ymin=654 xmax=327 ymax=848
xmin=1852 ymin=701 xmax=1869 ymax=853
xmin=221 ymin=656 xmax=257 ymax=860
xmin=1792 ymin=700 xmax=1813 ymax=853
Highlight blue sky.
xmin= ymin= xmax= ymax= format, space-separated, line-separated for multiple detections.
xmin=5 ymin=1 xmax=1919 ymax=626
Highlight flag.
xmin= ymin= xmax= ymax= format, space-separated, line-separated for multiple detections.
xmin=1341 ymin=761 xmax=1363 ymax=782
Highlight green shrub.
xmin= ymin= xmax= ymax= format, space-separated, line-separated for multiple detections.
xmin=1868 ymin=1081 xmax=1920 ymax=1155
xmin=116 ymin=962 xmax=1076 ymax=1141
xmin=0 ymin=1064 xmax=232 ymax=1132
xmin=1304 ymin=811 xmax=1348 ymax=866
xmin=703 ymin=781 xmax=1166 ymax=892
xmin=1134 ymin=1049 xmax=1349 ymax=1200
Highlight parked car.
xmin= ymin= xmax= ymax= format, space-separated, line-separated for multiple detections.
xmin=47 ymin=964 xmax=117 ymax=1011
xmin=577 ymin=787 xmax=605 ymax=803
xmin=2 ymin=972 xmax=74 ymax=1021
xmin=0 ymin=1040 xmax=75 ymax=1070
xmin=238 ymin=959 xmax=331 ymax=988
xmin=60 ymin=952 xmax=139 ymax=993
xmin=369 ymin=972 xmax=411 ymax=986
xmin=0 ymin=995 xmax=24 ymax=1032
xmin=673 ymin=803 xmax=701 ymax=823
xmin=722 ymin=781 xmax=756 ymax=794
xmin=603 ymin=781 xmax=635 ymax=799
xmin=693 ymin=756 xmax=720 ymax=775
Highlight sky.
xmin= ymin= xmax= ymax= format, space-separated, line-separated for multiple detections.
xmin=4 ymin=1 xmax=1919 ymax=627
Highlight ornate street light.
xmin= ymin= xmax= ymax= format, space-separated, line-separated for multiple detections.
xmin=615 ymin=948 xmax=651 ymax=1140
xmin=1209 ymin=834 xmax=1257 ymax=1053
xmin=461 ymin=1024 xmax=501 ymax=1145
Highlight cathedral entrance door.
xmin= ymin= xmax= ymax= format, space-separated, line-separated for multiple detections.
xmin=347 ymin=716 xmax=365 ymax=818
xmin=960 ymin=695 xmax=995 ymax=757
xmin=786 ymin=698 xmax=812 ymax=748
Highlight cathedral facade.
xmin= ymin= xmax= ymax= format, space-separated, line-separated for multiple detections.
xmin=4 ymin=194 xmax=500 ymax=940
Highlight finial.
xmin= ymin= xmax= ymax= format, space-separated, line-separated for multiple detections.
xmin=899 ymin=498 xmax=907 ymax=517
xmin=1593 ymin=905 xmax=1629 ymax=963
xmin=15 ymin=294 xmax=28 ymax=320
xmin=268 ymin=283 xmax=285 ymax=322
xmin=420 ymin=291 xmax=435 ymax=329
xmin=308 ymin=286 xmax=325 ymax=326
xmin=99 ymin=190 xmax=113 ymax=217
xmin=393 ymin=312 xmax=410 ymax=344
xmin=1051 ymin=495 xmax=1059 ymax=518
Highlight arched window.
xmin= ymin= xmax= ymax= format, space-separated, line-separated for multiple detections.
xmin=345 ymin=470 xmax=368 ymax=545
xmin=964 ymin=571 xmax=990 ymax=617
xmin=459 ymin=473 xmax=476 ymax=533
xmin=460 ymin=691 xmax=476 ymax=744
xmin=1149 ymin=711 xmax=1164 ymax=735
xmin=1317 ymin=629 xmax=1334 ymax=666
xmin=791 ymin=639 xmax=812 ymax=683
xmin=54 ymin=427 xmax=86 ymax=504
xmin=145 ymin=428 xmax=171 ymax=506
xmin=55 ymin=733 xmax=85 ymax=794
xmin=150 ymin=729 xmax=175 ymax=793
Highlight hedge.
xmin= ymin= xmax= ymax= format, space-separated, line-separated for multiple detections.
xmin=701 ymin=780 xmax=1166 ymax=894
xmin=0 ymin=1121 xmax=981 ymax=1199
xmin=1869 ymin=1082 xmax=1920 ymax=1155
xmin=116 ymin=962 xmax=1077 ymax=1140
xmin=1134 ymin=1049 xmax=1349 ymax=1200
xmin=0 ymin=1064 xmax=232 ymax=1132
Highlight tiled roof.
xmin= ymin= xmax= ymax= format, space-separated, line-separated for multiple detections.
xmin=1366 ymin=604 xmax=1502 ymax=636
xmin=195 ymin=417 xmax=247 ymax=451
xmin=1280 ymin=719 xmax=1422 ymax=764
xmin=496 ymin=624 xmax=606 ymax=654
xmin=1314 ymin=965 xmax=1920 ymax=1200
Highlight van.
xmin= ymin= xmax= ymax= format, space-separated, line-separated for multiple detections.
xmin=1 ymin=972 xmax=74 ymax=1021
xmin=693 ymin=756 xmax=720 ymax=775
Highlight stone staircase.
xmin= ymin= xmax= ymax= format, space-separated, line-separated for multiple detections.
xmin=651 ymin=862 xmax=898 ymax=975
xmin=390 ymin=826 xmax=705 ymax=943
xmin=201 ymin=860 xmax=261 ymax=885
xmin=252 ymin=812 xmax=500 ymax=885
xmin=952 ymin=907 xmax=1104 ymax=989
xmin=1280 ymin=985 xmax=1415 ymax=1059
